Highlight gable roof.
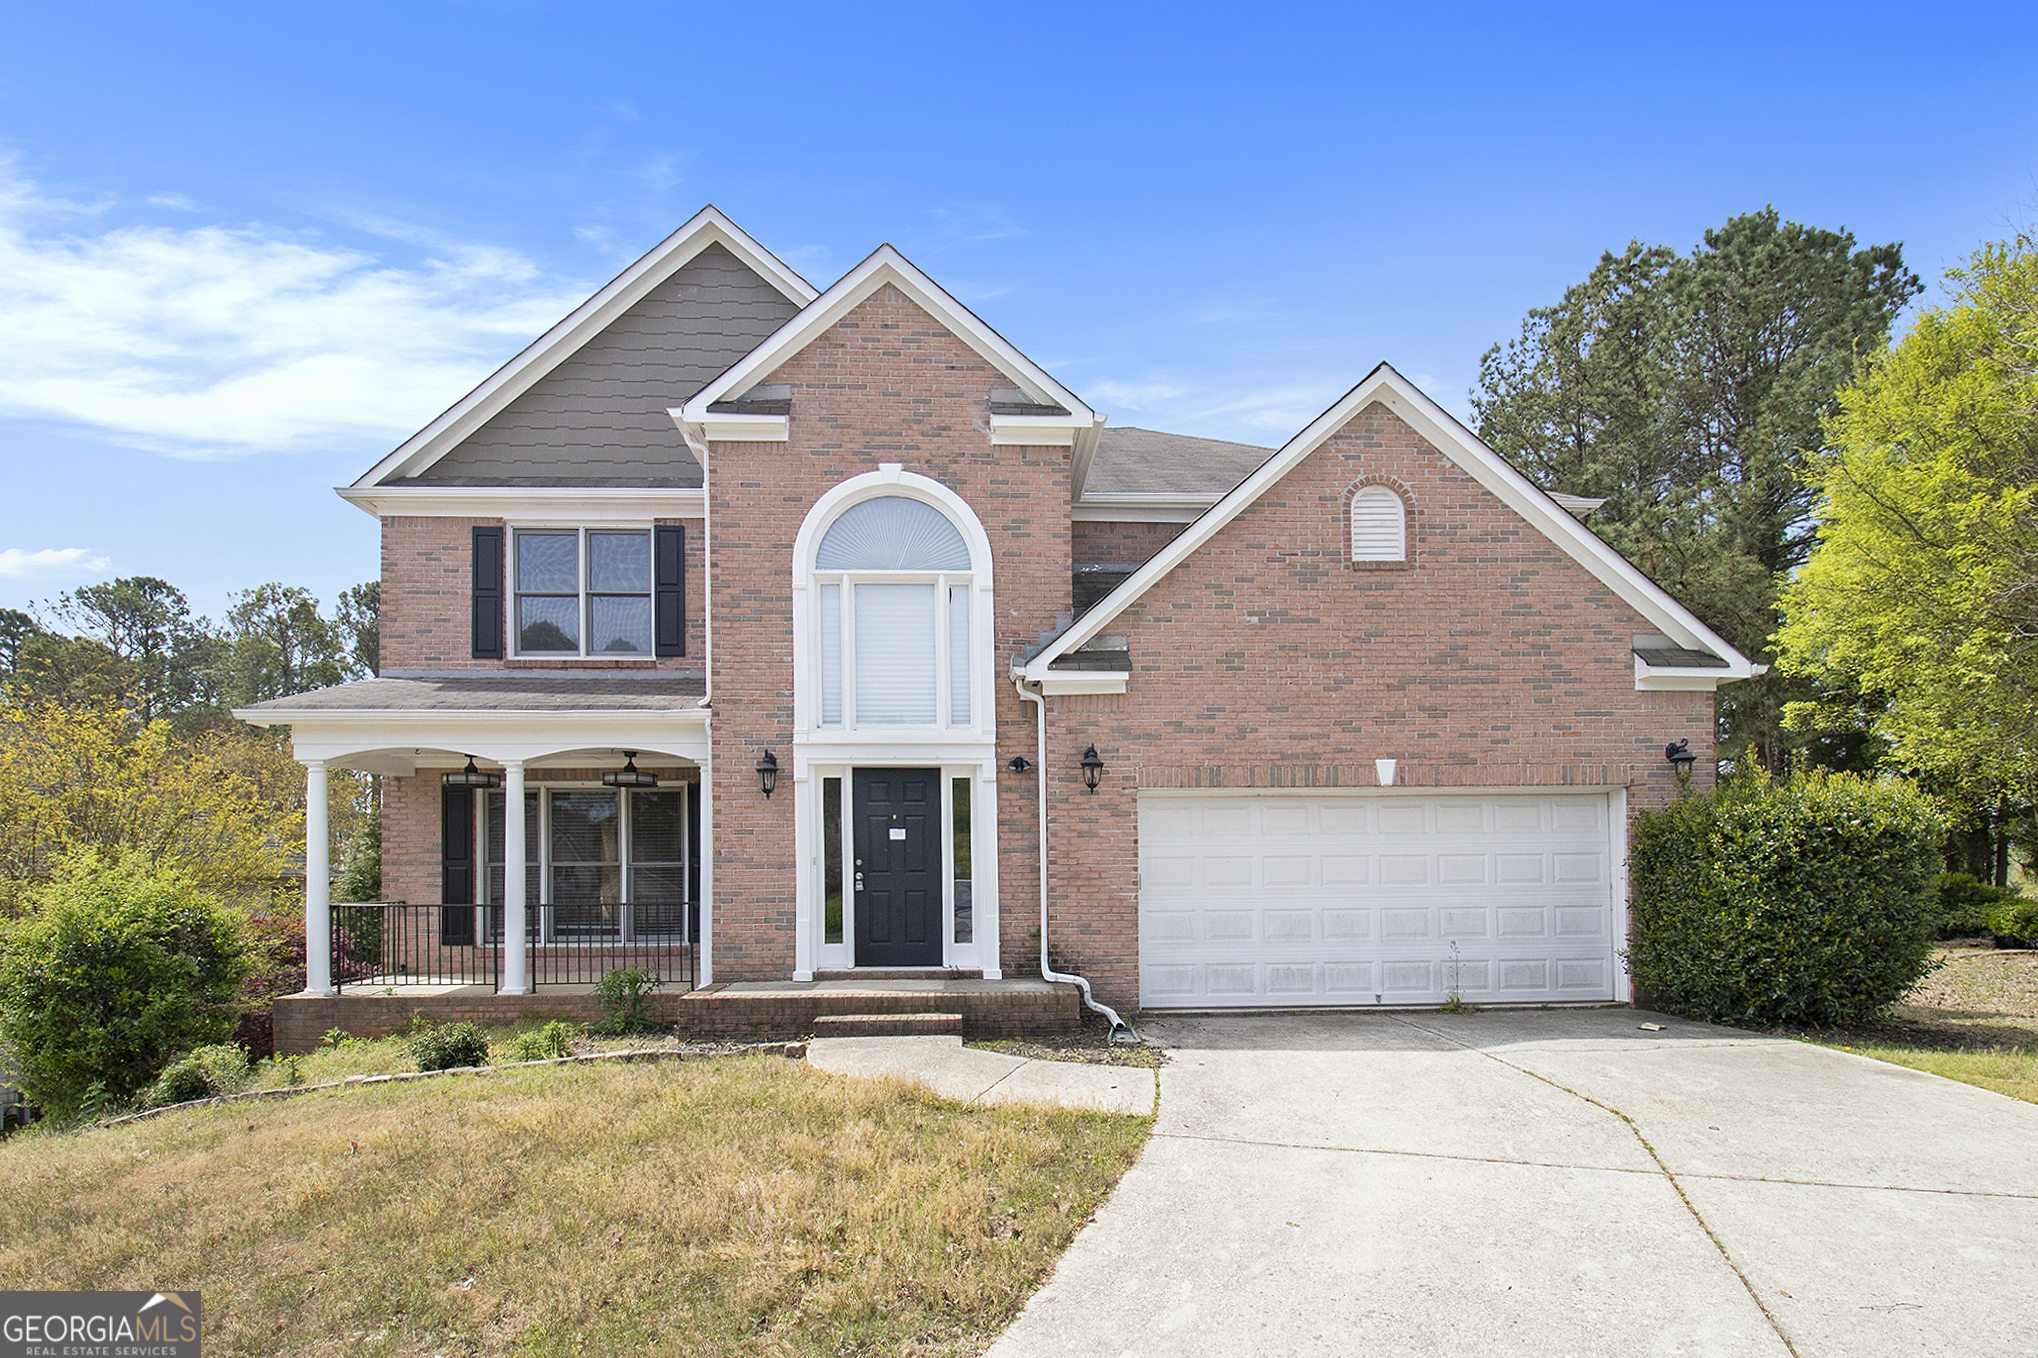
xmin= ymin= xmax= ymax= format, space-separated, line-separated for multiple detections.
xmin=353 ymin=207 xmax=817 ymax=488
xmin=1023 ymin=363 xmax=1759 ymax=685
xmin=1083 ymin=427 xmax=1273 ymax=495
xmin=676 ymin=244 xmax=1097 ymax=443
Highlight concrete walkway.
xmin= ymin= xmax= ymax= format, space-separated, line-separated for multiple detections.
xmin=986 ymin=1009 xmax=2038 ymax=1358
xmin=805 ymin=1035 xmax=1156 ymax=1115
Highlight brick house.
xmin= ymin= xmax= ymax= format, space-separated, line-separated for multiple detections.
xmin=240 ymin=208 xmax=1756 ymax=1049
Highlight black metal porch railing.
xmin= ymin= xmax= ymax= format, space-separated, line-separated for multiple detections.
xmin=332 ymin=902 xmax=697 ymax=994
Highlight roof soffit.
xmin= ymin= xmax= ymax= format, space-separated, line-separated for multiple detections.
xmin=354 ymin=207 xmax=818 ymax=488
xmin=1023 ymin=364 xmax=1755 ymax=682
xmin=678 ymin=245 xmax=1095 ymax=428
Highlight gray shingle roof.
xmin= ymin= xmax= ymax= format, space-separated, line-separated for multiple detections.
xmin=397 ymin=242 xmax=801 ymax=490
xmin=1632 ymin=646 xmax=1729 ymax=669
xmin=240 ymin=673 xmax=707 ymax=713
xmin=1083 ymin=427 xmax=1275 ymax=496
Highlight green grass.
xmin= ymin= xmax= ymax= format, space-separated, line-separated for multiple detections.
xmin=1828 ymin=1043 xmax=2038 ymax=1105
xmin=0 ymin=1056 xmax=1149 ymax=1356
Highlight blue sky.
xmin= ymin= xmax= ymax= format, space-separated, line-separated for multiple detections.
xmin=2 ymin=0 xmax=2033 ymax=622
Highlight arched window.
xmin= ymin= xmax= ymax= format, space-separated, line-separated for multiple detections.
xmin=1351 ymin=485 xmax=1407 ymax=562
xmin=814 ymin=496 xmax=975 ymax=728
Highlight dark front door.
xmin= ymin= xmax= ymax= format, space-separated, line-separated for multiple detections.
xmin=853 ymin=767 xmax=941 ymax=967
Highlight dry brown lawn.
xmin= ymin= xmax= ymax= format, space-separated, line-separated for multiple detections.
xmin=0 ymin=1055 xmax=1149 ymax=1356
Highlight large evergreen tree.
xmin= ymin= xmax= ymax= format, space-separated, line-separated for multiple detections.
xmin=1473 ymin=208 xmax=1921 ymax=769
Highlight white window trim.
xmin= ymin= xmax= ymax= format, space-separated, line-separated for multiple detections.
xmin=474 ymin=778 xmax=696 ymax=945
xmin=788 ymin=467 xmax=1001 ymax=979
xmin=508 ymin=524 xmax=659 ymax=661
xmin=815 ymin=570 xmax=973 ymax=731
xmin=794 ymin=760 xmax=1001 ymax=979
xmin=790 ymin=468 xmax=996 ymax=739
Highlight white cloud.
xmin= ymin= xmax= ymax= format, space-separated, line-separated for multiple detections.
xmin=0 ymin=547 xmax=111 ymax=581
xmin=0 ymin=165 xmax=590 ymax=459
xmin=147 ymin=193 xmax=199 ymax=211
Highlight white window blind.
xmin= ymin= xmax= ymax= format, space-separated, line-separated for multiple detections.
xmin=1351 ymin=486 xmax=1407 ymax=561
xmin=817 ymin=497 xmax=971 ymax=571
xmin=948 ymin=584 xmax=970 ymax=725
xmin=855 ymin=583 xmax=937 ymax=724
xmin=819 ymin=582 xmax=843 ymax=725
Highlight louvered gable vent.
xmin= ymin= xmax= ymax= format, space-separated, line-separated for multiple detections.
xmin=1350 ymin=486 xmax=1407 ymax=561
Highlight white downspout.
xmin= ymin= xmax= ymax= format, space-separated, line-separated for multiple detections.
xmin=1014 ymin=676 xmax=1137 ymax=1041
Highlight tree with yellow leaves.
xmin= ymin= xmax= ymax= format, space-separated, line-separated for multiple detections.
xmin=0 ymin=693 xmax=303 ymax=915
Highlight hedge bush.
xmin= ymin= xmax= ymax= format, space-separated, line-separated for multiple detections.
xmin=410 ymin=1021 xmax=490 ymax=1072
xmin=143 ymin=1043 xmax=253 ymax=1108
xmin=1628 ymin=770 xmax=1943 ymax=1027
xmin=1934 ymin=873 xmax=2020 ymax=938
xmin=1987 ymin=898 xmax=2038 ymax=948
xmin=0 ymin=852 xmax=251 ymax=1115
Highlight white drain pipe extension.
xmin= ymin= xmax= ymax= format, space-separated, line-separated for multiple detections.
xmin=1015 ymin=676 xmax=1135 ymax=1040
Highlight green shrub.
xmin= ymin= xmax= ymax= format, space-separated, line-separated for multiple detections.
xmin=592 ymin=968 xmax=663 ymax=1035
xmin=1987 ymin=898 xmax=2038 ymax=947
xmin=409 ymin=1021 xmax=489 ymax=1072
xmin=1628 ymin=769 xmax=1943 ymax=1028
xmin=0 ymin=852 xmax=252 ymax=1116
xmin=505 ymin=1020 xmax=581 ymax=1062
xmin=1934 ymin=872 xmax=2018 ymax=938
xmin=143 ymin=1043 xmax=252 ymax=1109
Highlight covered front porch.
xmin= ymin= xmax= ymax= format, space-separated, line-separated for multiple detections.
xmin=234 ymin=671 xmax=715 ymax=1000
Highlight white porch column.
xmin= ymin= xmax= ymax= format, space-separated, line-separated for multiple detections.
xmin=698 ymin=747 xmax=713 ymax=986
xmin=303 ymin=760 xmax=335 ymax=996
xmin=502 ymin=759 xmax=530 ymax=994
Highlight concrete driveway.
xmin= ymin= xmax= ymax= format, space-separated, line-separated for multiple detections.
xmin=987 ymin=1009 xmax=2038 ymax=1358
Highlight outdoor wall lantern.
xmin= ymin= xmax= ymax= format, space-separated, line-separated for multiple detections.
xmin=602 ymin=751 xmax=659 ymax=790
xmin=1007 ymin=756 xmax=1032 ymax=773
xmin=1664 ymin=739 xmax=1698 ymax=777
xmin=1080 ymin=745 xmax=1106 ymax=793
xmin=442 ymin=756 xmax=501 ymax=790
xmin=755 ymin=750 xmax=780 ymax=798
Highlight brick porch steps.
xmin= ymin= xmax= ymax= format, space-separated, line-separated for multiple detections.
xmin=811 ymin=1012 xmax=963 ymax=1038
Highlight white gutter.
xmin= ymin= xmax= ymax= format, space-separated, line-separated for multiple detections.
xmin=1013 ymin=676 xmax=1136 ymax=1040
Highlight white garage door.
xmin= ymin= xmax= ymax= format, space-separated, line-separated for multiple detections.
xmin=1139 ymin=792 xmax=1622 ymax=1008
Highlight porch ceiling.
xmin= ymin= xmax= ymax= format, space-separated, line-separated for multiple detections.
xmin=233 ymin=673 xmax=711 ymax=772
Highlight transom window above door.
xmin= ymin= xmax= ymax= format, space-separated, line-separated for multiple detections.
xmin=813 ymin=496 xmax=975 ymax=729
xmin=515 ymin=528 xmax=652 ymax=656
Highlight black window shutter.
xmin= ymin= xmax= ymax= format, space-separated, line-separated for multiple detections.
xmin=654 ymin=525 xmax=686 ymax=657
xmin=472 ymin=526 xmax=505 ymax=659
xmin=441 ymin=785 xmax=477 ymax=944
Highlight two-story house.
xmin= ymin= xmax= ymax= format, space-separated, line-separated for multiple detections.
xmin=240 ymin=208 xmax=1754 ymax=1051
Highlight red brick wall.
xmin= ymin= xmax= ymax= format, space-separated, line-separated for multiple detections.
xmin=1031 ymin=401 xmax=1716 ymax=1009
xmin=379 ymin=771 xmax=439 ymax=908
xmin=705 ymin=283 xmax=1072 ymax=982
xmin=379 ymin=515 xmax=705 ymax=672
xmin=1072 ymin=519 xmax=1188 ymax=566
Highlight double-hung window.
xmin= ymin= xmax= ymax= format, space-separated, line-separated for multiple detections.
xmin=514 ymin=528 xmax=653 ymax=656
xmin=813 ymin=496 xmax=974 ymax=729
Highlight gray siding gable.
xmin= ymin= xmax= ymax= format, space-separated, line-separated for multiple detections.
xmin=398 ymin=242 xmax=803 ymax=488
